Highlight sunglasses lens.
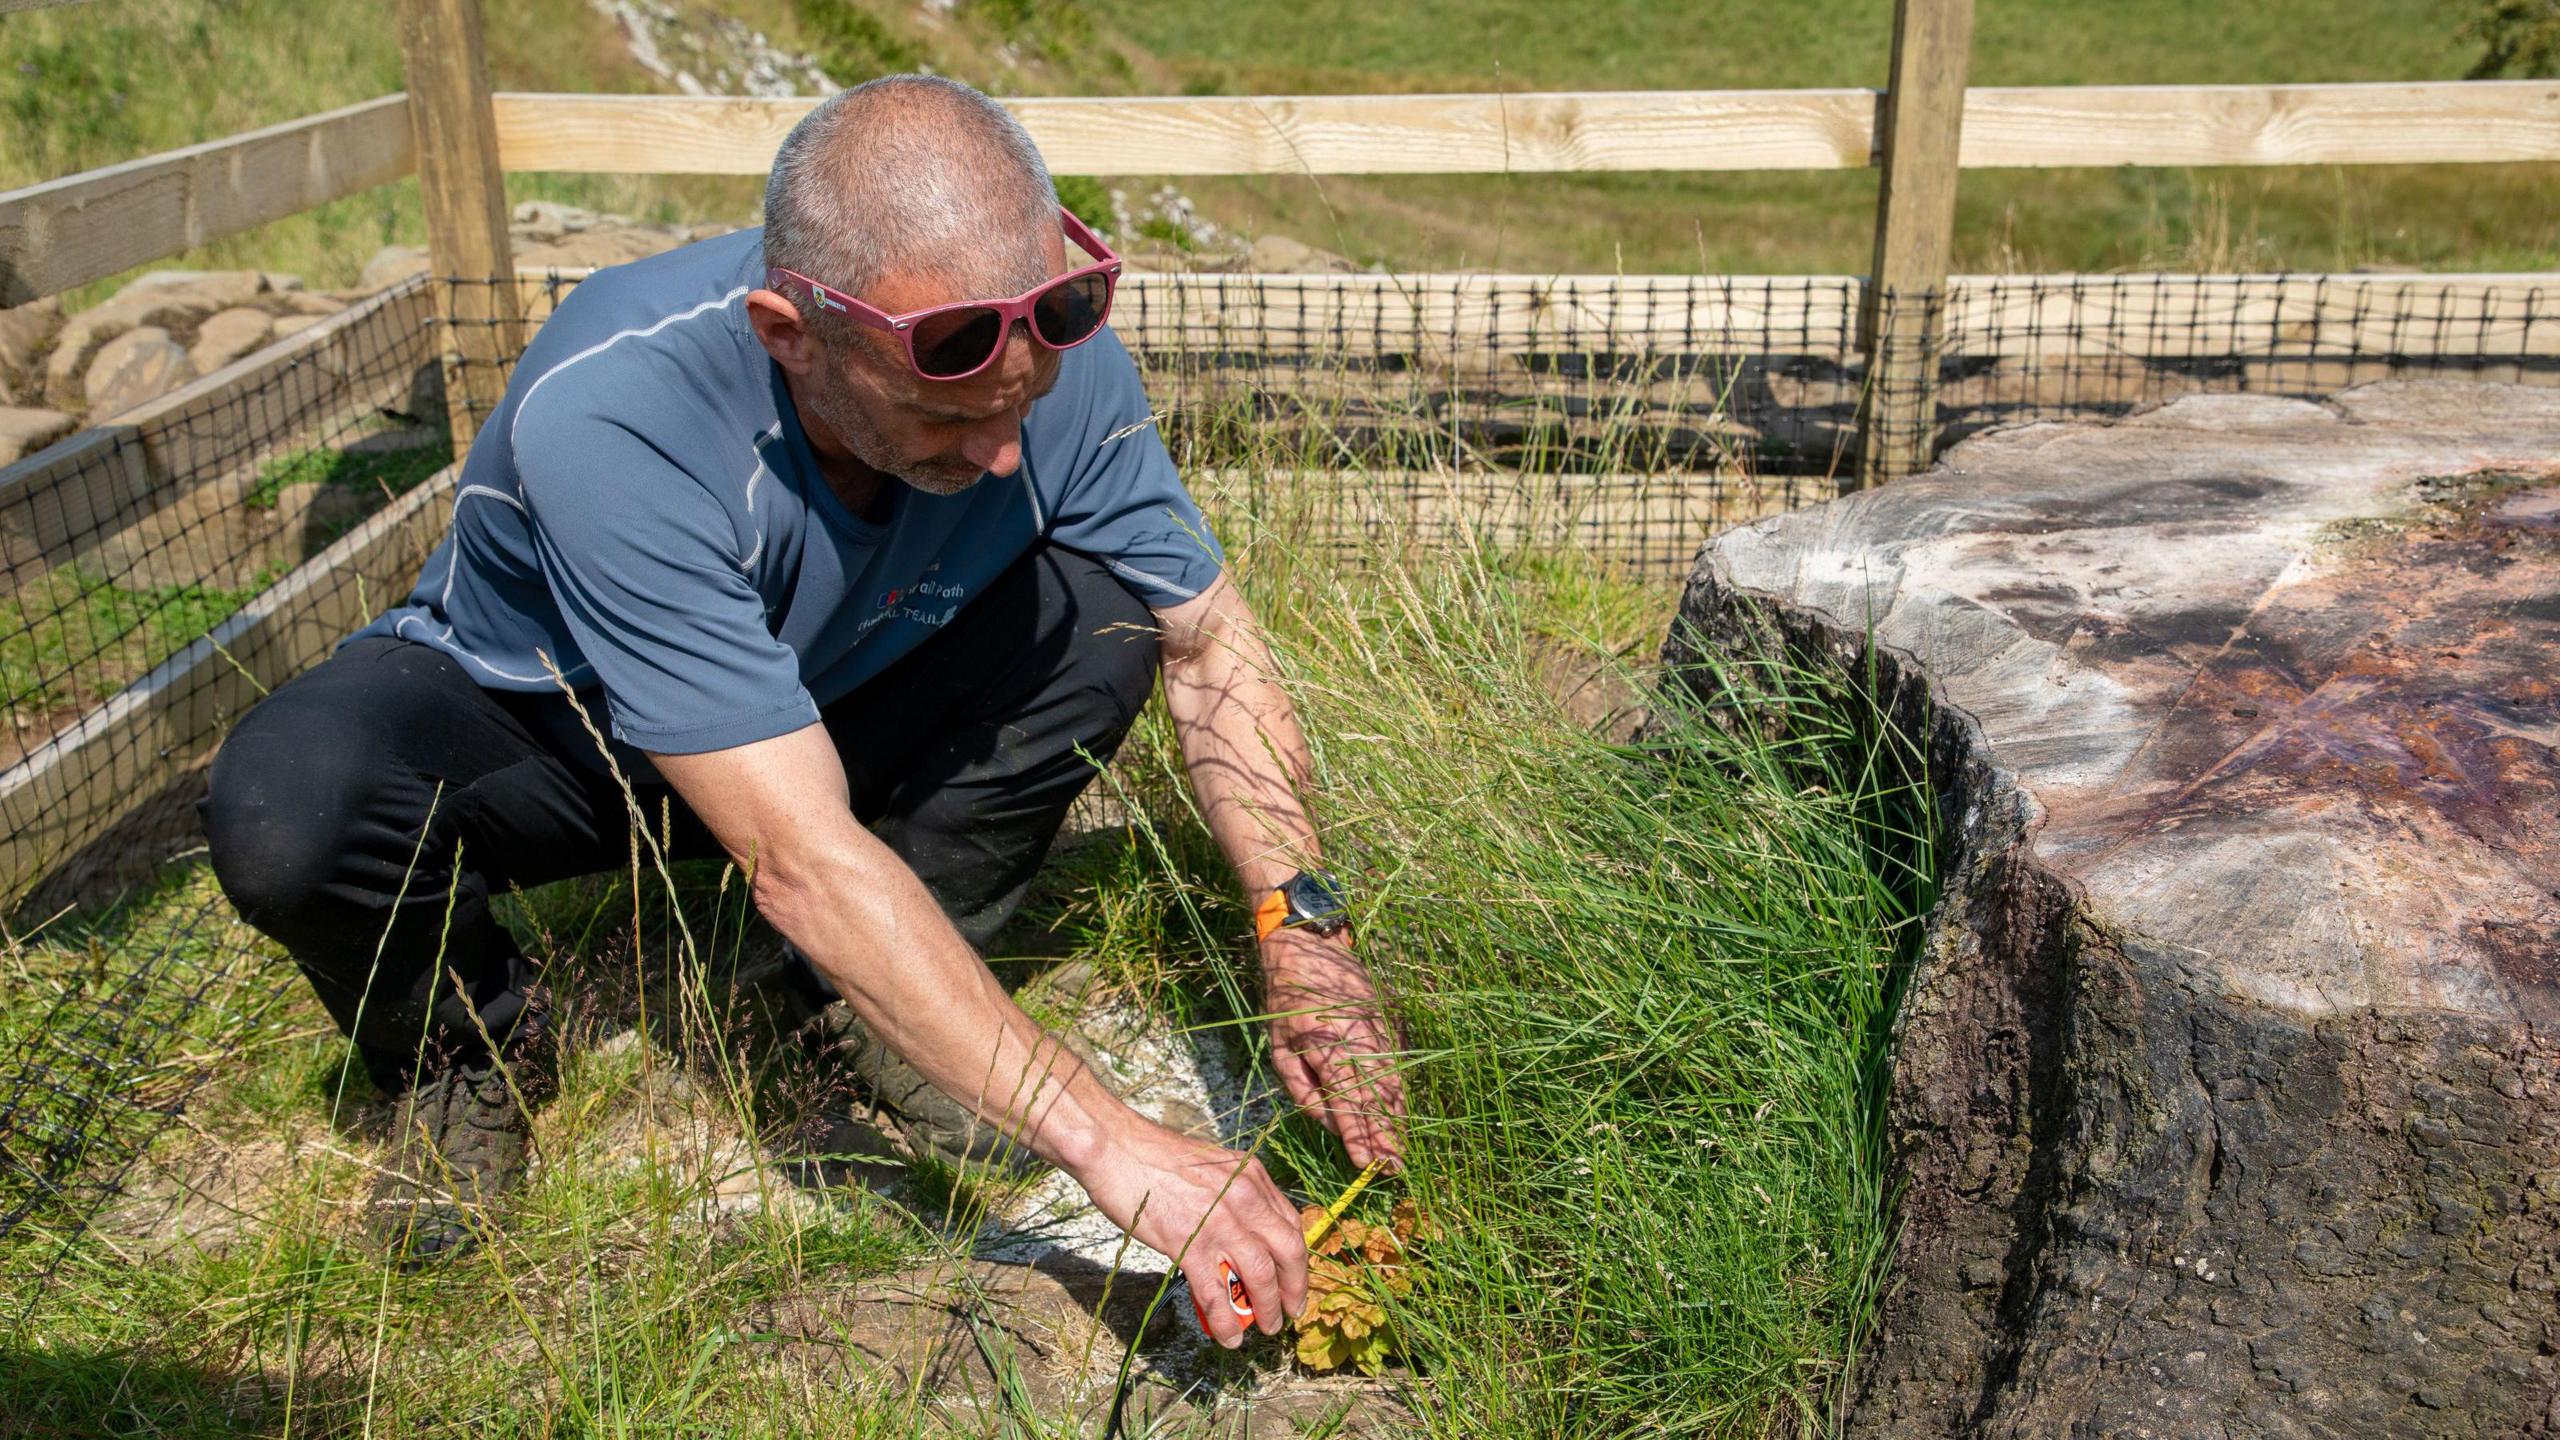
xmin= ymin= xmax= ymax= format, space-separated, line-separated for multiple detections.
xmin=1032 ymin=273 xmax=1112 ymax=348
xmin=910 ymin=306 xmax=1006 ymax=378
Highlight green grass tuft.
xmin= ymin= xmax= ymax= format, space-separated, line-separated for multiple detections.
xmin=243 ymin=435 xmax=455 ymax=513
xmin=1 ymin=506 xmax=1932 ymax=1434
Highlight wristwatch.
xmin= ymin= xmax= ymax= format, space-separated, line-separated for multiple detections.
xmin=1254 ymin=869 xmax=1351 ymax=942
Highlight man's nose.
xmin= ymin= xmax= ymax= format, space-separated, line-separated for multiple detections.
xmin=962 ymin=419 xmax=1023 ymax=477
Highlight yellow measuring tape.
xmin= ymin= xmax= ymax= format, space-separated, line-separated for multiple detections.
xmin=1198 ymin=1157 xmax=1393 ymax=1331
xmin=1304 ymin=1156 xmax=1390 ymax=1247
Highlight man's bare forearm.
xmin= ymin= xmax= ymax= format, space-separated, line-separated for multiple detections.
xmin=760 ymin=825 xmax=1119 ymax=1169
xmin=1156 ymin=577 xmax=1322 ymax=897
xmin=652 ymin=728 xmax=1125 ymax=1173
xmin=1155 ymin=577 xmax=1410 ymax=1167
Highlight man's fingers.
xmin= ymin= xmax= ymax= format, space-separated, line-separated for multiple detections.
xmin=1255 ymin=1181 xmax=1311 ymax=1318
xmin=1273 ymin=1039 xmax=1352 ymax=1143
xmin=1317 ymin=1043 xmax=1408 ymax=1168
xmin=1185 ymin=1254 xmax=1239 ymax=1347
xmin=1232 ymin=1245 xmax=1286 ymax=1335
xmin=1269 ymin=1039 xmax=1323 ymax=1112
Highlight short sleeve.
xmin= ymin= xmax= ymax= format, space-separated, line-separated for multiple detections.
xmin=1039 ymin=328 xmax=1225 ymax=606
xmin=514 ymin=412 xmax=820 ymax=753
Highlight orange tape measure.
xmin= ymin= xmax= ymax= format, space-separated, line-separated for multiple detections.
xmin=1191 ymin=1259 xmax=1258 ymax=1331
xmin=1186 ymin=1158 xmax=1388 ymax=1335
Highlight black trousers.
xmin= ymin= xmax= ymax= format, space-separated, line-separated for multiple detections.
xmin=202 ymin=545 xmax=1159 ymax=1093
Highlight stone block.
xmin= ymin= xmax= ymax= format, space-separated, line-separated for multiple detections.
xmin=510 ymin=199 xmax=601 ymax=238
xmin=1670 ymin=379 xmax=2560 ymax=1438
xmin=44 ymin=291 xmax=229 ymax=406
xmin=0 ymin=296 xmax=63 ymax=387
xmin=0 ymin=405 xmax=77 ymax=466
xmin=83 ymin=327 xmax=198 ymax=419
xmin=513 ymin=227 xmax=683 ymax=272
xmin=115 ymin=269 xmax=268 ymax=311
xmin=189 ymin=308 xmax=277 ymax=374
xmin=356 ymin=245 xmax=430 ymax=293
xmin=43 ymin=304 xmax=139 ymax=407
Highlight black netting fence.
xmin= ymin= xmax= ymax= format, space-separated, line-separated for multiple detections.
xmin=1 ymin=264 xmax=2555 ymax=1314
xmin=0 ymin=277 xmax=453 ymax=1305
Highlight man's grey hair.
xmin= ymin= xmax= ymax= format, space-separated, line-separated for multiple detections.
xmin=764 ymin=74 xmax=1061 ymax=333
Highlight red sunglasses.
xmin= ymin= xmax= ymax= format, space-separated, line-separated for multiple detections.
xmin=765 ymin=207 xmax=1123 ymax=381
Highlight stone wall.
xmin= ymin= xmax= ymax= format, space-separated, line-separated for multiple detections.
xmin=0 ymin=203 xmax=729 ymax=467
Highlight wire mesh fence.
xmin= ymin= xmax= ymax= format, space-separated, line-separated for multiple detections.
xmin=1 ymin=263 xmax=2556 ymax=1298
xmin=0 ymin=277 xmax=454 ymax=905
xmin=0 ymin=279 xmax=455 ymax=1290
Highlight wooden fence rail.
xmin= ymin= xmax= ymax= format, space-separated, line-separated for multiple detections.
xmin=486 ymin=80 xmax=2560 ymax=178
xmin=8 ymin=81 xmax=2554 ymax=318
xmin=0 ymin=95 xmax=415 ymax=307
xmin=0 ymin=470 xmax=453 ymax=902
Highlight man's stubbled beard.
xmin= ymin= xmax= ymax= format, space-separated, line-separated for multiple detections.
xmin=802 ymin=340 xmax=987 ymax=497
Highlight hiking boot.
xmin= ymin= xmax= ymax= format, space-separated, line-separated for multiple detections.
xmin=370 ymin=1026 xmax=555 ymax=1266
xmin=798 ymin=998 xmax=1042 ymax=1180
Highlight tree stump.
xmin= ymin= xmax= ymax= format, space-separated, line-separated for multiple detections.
xmin=1665 ymin=382 xmax=2560 ymax=1437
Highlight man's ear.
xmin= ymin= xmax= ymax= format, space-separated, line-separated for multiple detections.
xmin=746 ymin=289 xmax=822 ymax=376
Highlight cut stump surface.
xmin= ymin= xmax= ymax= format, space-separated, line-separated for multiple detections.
xmin=1666 ymin=382 xmax=2560 ymax=1437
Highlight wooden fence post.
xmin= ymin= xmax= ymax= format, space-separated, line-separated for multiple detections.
xmin=395 ymin=0 xmax=519 ymax=451
xmin=1856 ymin=0 xmax=1974 ymax=488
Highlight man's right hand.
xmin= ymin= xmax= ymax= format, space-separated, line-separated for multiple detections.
xmin=1072 ymin=1120 xmax=1310 ymax=1347
xmin=651 ymin=727 xmax=1307 ymax=1346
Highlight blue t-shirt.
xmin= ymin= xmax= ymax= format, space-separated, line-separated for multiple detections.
xmin=356 ymin=227 xmax=1223 ymax=759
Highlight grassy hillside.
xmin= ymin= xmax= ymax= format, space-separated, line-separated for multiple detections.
xmin=0 ymin=0 xmax=778 ymax=300
xmin=5 ymin=0 xmax=2555 ymax=293
xmin=1085 ymin=0 xmax=2560 ymax=272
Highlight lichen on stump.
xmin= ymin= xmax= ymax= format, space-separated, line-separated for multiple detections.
xmin=1665 ymin=383 xmax=2560 ymax=1436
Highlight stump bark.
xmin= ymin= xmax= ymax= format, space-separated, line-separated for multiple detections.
xmin=1666 ymin=382 xmax=2560 ymax=1437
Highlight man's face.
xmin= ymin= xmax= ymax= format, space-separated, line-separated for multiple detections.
xmin=792 ymin=239 xmax=1072 ymax=497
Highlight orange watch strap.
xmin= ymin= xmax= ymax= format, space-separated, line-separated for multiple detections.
xmin=1253 ymin=887 xmax=1291 ymax=941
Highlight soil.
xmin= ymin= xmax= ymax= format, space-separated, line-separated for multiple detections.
xmin=97 ymin=951 xmax=1417 ymax=1434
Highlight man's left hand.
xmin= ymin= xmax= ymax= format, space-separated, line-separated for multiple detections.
xmin=1262 ymin=929 xmax=1406 ymax=1169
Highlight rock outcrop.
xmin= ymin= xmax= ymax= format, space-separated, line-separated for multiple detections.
xmin=1666 ymin=383 xmax=2560 ymax=1437
xmin=0 ymin=405 xmax=77 ymax=467
xmin=0 ymin=201 xmax=736 ymax=451
xmin=188 ymin=308 xmax=278 ymax=374
xmin=19 ymin=271 xmax=329 ymax=419
xmin=82 ymin=327 xmax=197 ymax=419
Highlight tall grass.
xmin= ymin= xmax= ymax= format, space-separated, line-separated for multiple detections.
xmin=0 ymin=493 xmax=1930 ymax=1436
xmin=1048 ymin=522 xmax=1934 ymax=1435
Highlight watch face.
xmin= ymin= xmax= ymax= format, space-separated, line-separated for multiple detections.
xmin=1284 ymin=871 xmax=1351 ymax=933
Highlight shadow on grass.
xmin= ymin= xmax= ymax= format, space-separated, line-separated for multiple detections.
xmin=0 ymin=1344 xmax=330 ymax=1440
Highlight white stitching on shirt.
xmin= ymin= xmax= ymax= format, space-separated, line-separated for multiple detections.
xmin=739 ymin=422 xmax=780 ymax=571
xmin=440 ymin=485 xmax=529 ymax=608
xmin=508 ymin=286 xmax=751 ymax=452
xmin=395 ymin=612 xmax=589 ymax=686
xmin=1101 ymin=556 xmax=1200 ymax=601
